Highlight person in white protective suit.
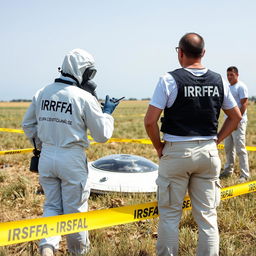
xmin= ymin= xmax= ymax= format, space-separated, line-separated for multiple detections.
xmin=22 ymin=49 xmax=119 ymax=256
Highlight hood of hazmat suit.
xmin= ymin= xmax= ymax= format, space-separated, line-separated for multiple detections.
xmin=61 ymin=48 xmax=95 ymax=85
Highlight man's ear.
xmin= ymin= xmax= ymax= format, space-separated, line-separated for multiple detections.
xmin=201 ymin=49 xmax=206 ymax=57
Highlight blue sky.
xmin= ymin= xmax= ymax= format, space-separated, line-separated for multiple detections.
xmin=1 ymin=0 xmax=255 ymax=101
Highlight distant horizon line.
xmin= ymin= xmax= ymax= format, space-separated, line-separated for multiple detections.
xmin=0 ymin=98 xmax=152 ymax=102
xmin=1 ymin=95 xmax=256 ymax=102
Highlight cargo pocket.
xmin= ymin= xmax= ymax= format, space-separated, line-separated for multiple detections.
xmin=209 ymin=150 xmax=221 ymax=173
xmin=156 ymin=177 xmax=171 ymax=207
xmin=214 ymin=180 xmax=221 ymax=207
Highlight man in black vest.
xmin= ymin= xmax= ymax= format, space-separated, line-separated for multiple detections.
xmin=144 ymin=33 xmax=242 ymax=256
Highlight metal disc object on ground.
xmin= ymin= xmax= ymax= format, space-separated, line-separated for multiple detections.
xmin=88 ymin=154 xmax=158 ymax=193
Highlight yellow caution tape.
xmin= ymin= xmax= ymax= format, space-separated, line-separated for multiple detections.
xmin=0 ymin=128 xmax=24 ymax=134
xmin=91 ymin=138 xmax=152 ymax=145
xmin=179 ymin=180 xmax=256 ymax=210
xmin=91 ymin=139 xmax=256 ymax=151
xmin=0 ymin=148 xmax=33 ymax=155
xmin=243 ymin=146 xmax=256 ymax=151
xmin=217 ymin=144 xmax=224 ymax=150
xmin=1 ymin=142 xmax=256 ymax=154
xmin=115 ymin=114 xmax=145 ymax=117
xmin=1 ymin=128 xmax=256 ymax=151
xmin=0 ymin=180 xmax=255 ymax=246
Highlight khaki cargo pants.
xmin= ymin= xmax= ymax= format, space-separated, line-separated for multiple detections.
xmin=156 ymin=140 xmax=221 ymax=256
xmin=224 ymin=121 xmax=250 ymax=178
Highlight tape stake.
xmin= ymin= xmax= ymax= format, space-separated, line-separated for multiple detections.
xmin=0 ymin=181 xmax=255 ymax=246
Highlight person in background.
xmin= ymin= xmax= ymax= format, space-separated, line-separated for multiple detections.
xmin=220 ymin=66 xmax=250 ymax=182
xmin=22 ymin=49 xmax=119 ymax=256
xmin=144 ymin=33 xmax=241 ymax=256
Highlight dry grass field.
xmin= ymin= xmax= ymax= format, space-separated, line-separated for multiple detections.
xmin=0 ymin=101 xmax=255 ymax=256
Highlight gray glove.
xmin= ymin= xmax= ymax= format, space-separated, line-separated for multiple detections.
xmin=102 ymin=95 xmax=119 ymax=114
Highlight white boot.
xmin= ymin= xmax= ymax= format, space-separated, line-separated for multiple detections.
xmin=40 ymin=245 xmax=54 ymax=256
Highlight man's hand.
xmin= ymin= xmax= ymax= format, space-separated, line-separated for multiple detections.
xmin=144 ymin=105 xmax=163 ymax=158
xmin=156 ymin=142 xmax=165 ymax=158
xmin=217 ymin=106 xmax=242 ymax=143
xmin=239 ymin=98 xmax=248 ymax=116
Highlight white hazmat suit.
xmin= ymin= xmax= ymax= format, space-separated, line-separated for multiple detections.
xmin=22 ymin=49 xmax=114 ymax=255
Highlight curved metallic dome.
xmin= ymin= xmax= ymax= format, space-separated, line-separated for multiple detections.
xmin=92 ymin=154 xmax=158 ymax=173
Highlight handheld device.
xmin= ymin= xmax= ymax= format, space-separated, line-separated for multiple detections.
xmin=29 ymin=138 xmax=40 ymax=173
xmin=112 ymin=97 xmax=125 ymax=103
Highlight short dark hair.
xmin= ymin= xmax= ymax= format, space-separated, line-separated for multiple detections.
xmin=179 ymin=33 xmax=205 ymax=58
xmin=227 ymin=66 xmax=239 ymax=73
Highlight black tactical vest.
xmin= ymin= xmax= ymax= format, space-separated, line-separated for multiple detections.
xmin=160 ymin=68 xmax=224 ymax=136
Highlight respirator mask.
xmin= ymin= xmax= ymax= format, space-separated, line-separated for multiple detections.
xmin=79 ymin=66 xmax=98 ymax=99
xmin=57 ymin=66 xmax=98 ymax=99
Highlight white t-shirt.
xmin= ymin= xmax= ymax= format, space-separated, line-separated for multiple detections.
xmin=150 ymin=68 xmax=237 ymax=142
xmin=228 ymin=80 xmax=248 ymax=122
